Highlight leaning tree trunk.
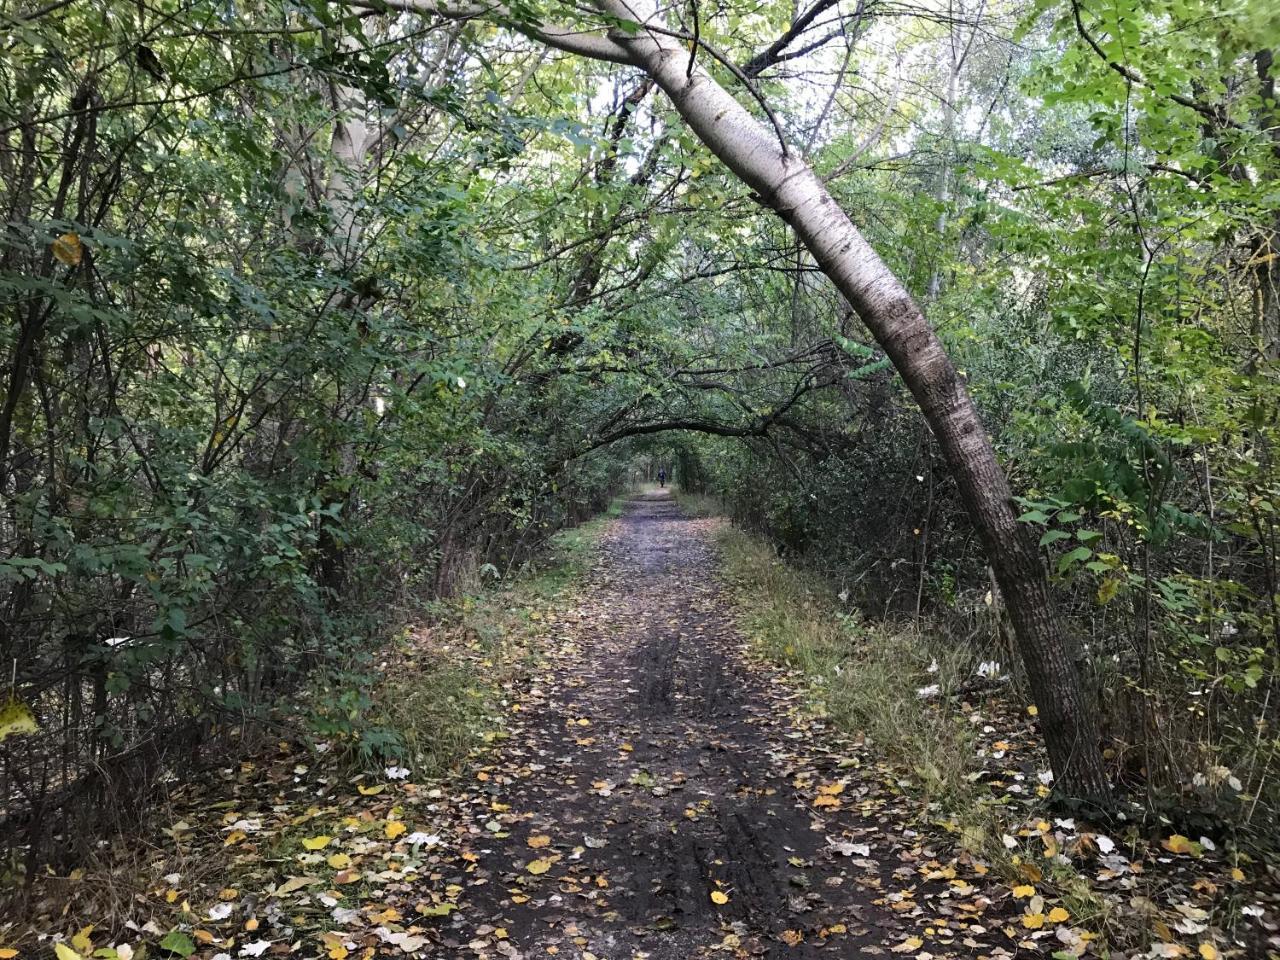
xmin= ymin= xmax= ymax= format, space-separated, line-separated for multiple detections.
xmin=596 ymin=0 xmax=1111 ymax=802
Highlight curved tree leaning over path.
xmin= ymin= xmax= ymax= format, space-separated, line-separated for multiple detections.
xmin=348 ymin=0 xmax=1114 ymax=803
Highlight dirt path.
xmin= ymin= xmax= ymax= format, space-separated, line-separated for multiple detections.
xmin=429 ymin=493 xmax=1021 ymax=959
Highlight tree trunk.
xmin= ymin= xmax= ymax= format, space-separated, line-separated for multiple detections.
xmin=598 ymin=0 xmax=1111 ymax=802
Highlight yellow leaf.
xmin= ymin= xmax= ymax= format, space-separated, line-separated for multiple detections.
xmin=218 ymin=888 xmax=238 ymax=900
xmin=385 ymin=821 xmax=406 ymax=840
xmin=357 ymin=784 xmax=385 ymax=796
xmin=0 ymin=699 xmax=38 ymax=743
xmin=527 ymin=835 xmax=551 ymax=849
xmin=827 ymin=923 xmax=847 ymax=934
xmin=1199 ymin=945 xmax=1218 ymax=960
xmin=71 ymin=927 xmax=94 ymax=955
xmin=813 ymin=795 xmax=841 ymax=808
xmin=890 ymin=937 xmax=923 ymax=952
xmin=1231 ymin=868 xmax=1245 ymax=882
xmin=224 ymin=830 xmax=247 ymax=846
xmin=1022 ymin=913 xmax=1046 ymax=929
xmin=1027 ymin=705 xmax=1038 ymax=716
xmin=1012 ymin=885 xmax=1035 ymax=898
xmin=0 ymin=949 xmax=18 ymax=958
xmin=51 ymin=233 xmax=82 ymax=267
xmin=1048 ymin=907 xmax=1070 ymax=923
xmin=710 ymin=890 xmax=729 ymax=905
xmin=1163 ymin=834 xmax=1194 ymax=855
xmin=302 ymin=835 xmax=332 ymax=850
xmin=415 ymin=902 xmax=456 ymax=917
xmin=527 ymin=858 xmax=552 ymax=875
xmin=818 ymin=781 xmax=845 ymax=796
xmin=327 ymin=853 xmax=351 ymax=869
xmin=54 ymin=946 xmax=82 ymax=960
xmin=328 ymin=946 xmax=348 ymax=960
xmin=274 ymin=875 xmax=317 ymax=896
xmin=245 ymin=918 xmax=259 ymax=932
xmin=780 ymin=930 xmax=803 ymax=947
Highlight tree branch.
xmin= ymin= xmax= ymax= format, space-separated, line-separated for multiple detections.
xmin=1069 ymin=0 xmax=1238 ymax=130
xmin=741 ymin=0 xmax=844 ymax=78
xmin=346 ymin=0 xmax=639 ymax=64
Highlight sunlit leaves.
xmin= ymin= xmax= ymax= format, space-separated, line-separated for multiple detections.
xmin=51 ymin=232 xmax=83 ymax=266
xmin=0 ymin=700 xmax=37 ymax=742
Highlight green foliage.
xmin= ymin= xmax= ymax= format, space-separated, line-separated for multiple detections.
xmin=2 ymin=0 xmax=1277 ymax=889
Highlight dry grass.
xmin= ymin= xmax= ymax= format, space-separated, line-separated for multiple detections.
xmin=712 ymin=524 xmax=1117 ymax=934
xmin=715 ymin=526 xmax=978 ymax=807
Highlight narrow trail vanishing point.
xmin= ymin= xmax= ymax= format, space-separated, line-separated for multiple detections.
xmin=430 ymin=491 xmax=1023 ymax=959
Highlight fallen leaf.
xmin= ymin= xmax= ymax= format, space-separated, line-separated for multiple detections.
xmin=71 ymin=927 xmax=94 ymax=955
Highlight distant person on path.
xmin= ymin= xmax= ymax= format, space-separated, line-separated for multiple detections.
xmin=658 ymin=469 xmax=666 ymax=488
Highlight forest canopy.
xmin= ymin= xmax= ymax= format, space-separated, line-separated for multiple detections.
xmin=1 ymin=0 xmax=1279 ymax=932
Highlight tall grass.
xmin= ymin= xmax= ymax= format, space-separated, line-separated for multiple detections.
xmin=367 ymin=505 xmax=619 ymax=778
xmin=716 ymin=526 xmax=978 ymax=805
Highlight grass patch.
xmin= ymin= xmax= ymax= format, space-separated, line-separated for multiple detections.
xmin=715 ymin=525 xmax=978 ymax=809
xmin=363 ymin=505 xmax=619 ymax=778
xmin=713 ymin=523 xmax=1123 ymax=942
xmin=372 ymin=661 xmax=499 ymax=780
xmin=674 ymin=490 xmax=722 ymax=518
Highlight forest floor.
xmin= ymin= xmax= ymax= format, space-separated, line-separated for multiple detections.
xmin=11 ymin=492 xmax=1277 ymax=960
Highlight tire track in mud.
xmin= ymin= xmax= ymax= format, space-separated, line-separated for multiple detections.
xmin=429 ymin=492 xmax=1026 ymax=960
